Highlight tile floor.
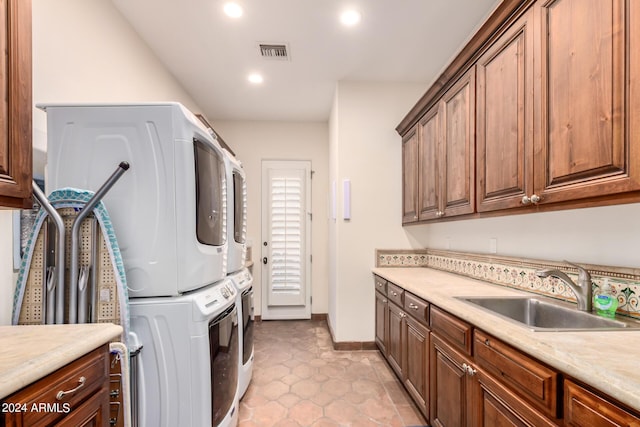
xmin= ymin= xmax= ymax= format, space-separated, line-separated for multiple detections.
xmin=238 ymin=319 xmax=427 ymax=427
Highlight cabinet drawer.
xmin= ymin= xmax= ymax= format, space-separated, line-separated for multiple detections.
xmin=387 ymin=282 xmax=404 ymax=307
xmin=404 ymin=292 xmax=429 ymax=326
xmin=565 ymin=380 xmax=640 ymax=426
xmin=374 ymin=275 xmax=387 ymax=294
xmin=3 ymin=345 xmax=109 ymax=427
xmin=429 ymin=306 xmax=471 ymax=355
xmin=474 ymin=330 xmax=559 ymax=419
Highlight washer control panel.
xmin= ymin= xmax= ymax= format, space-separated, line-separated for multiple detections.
xmin=193 ymin=280 xmax=236 ymax=317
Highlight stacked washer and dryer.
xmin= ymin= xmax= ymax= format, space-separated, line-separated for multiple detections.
xmin=42 ymin=102 xmax=252 ymax=427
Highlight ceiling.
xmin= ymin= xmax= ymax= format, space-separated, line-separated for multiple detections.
xmin=110 ymin=0 xmax=501 ymax=122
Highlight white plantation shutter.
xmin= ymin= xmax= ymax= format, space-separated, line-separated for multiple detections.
xmin=262 ymin=161 xmax=311 ymax=315
xmin=270 ymin=176 xmax=303 ymax=293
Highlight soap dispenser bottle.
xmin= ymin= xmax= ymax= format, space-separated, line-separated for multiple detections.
xmin=594 ymin=279 xmax=618 ymax=318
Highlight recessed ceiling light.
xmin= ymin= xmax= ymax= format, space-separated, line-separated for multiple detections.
xmin=340 ymin=9 xmax=361 ymax=27
xmin=223 ymin=2 xmax=243 ymax=18
xmin=248 ymin=73 xmax=264 ymax=84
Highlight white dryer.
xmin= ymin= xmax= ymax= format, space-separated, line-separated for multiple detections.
xmin=228 ymin=267 xmax=254 ymax=398
xmin=42 ymin=103 xmax=228 ymax=297
xmin=222 ymin=149 xmax=247 ymax=274
xmin=129 ymin=279 xmax=239 ymax=427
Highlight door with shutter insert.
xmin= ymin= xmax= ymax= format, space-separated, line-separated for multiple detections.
xmin=261 ymin=160 xmax=311 ymax=319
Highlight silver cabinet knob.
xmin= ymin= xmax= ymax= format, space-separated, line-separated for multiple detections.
xmin=522 ymin=194 xmax=542 ymax=205
xmin=408 ymin=303 xmax=419 ymax=310
xmin=436 ymin=211 xmax=444 ymax=217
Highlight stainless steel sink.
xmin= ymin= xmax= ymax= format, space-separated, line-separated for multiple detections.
xmin=456 ymin=296 xmax=640 ymax=331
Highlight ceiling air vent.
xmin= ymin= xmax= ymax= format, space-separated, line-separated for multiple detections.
xmin=258 ymin=43 xmax=290 ymax=60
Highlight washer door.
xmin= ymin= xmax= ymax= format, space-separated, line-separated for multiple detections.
xmin=209 ymin=304 xmax=238 ymax=425
xmin=241 ymin=287 xmax=254 ymax=365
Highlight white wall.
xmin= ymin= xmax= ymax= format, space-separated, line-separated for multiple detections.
xmin=0 ymin=0 xmax=202 ymax=324
xmin=211 ymin=121 xmax=330 ymax=316
xmin=406 ymin=203 xmax=640 ymax=269
xmin=329 ymin=81 xmax=427 ymax=342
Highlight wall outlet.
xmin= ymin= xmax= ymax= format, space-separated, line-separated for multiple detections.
xmin=489 ymin=238 xmax=497 ymax=254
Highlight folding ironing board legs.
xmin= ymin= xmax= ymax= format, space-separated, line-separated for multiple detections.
xmin=32 ymin=181 xmax=66 ymax=324
xmin=69 ymin=161 xmax=130 ymax=323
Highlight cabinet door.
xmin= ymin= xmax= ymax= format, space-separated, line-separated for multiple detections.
xmin=405 ymin=316 xmax=429 ymax=418
xmin=430 ymin=333 xmax=472 ymax=427
xmin=472 ymin=369 xmax=559 ymax=427
xmin=535 ymin=0 xmax=640 ymax=204
xmin=402 ymin=127 xmax=419 ymax=223
xmin=53 ymin=386 xmax=110 ymax=427
xmin=476 ymin=10 xmax=534 ymax=212
xmin=440 ymin=68 xmax=476 ymax=218
xmin=387 ymin=302 xmax=404 ymax=378
xmin=375 ymin=291 xmax=388 ymax=355
xmin=564 ymin=380 xmax=640 ymax=427
xmin=0 ymin=0 xmax=32 ymax=209
xmin=418 ymin=105 xmax=441 ymax=220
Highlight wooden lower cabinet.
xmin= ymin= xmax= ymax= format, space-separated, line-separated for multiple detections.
xmin=564 ymin=380 xmax=640 ymax=427
xmin=387 ymin=302 xmax=404 ymax=377
xmin=430 ymin=333 xmax=473 ymax=427
xmin=54 ymin=386 xmax=109 ymax=427
xmin=374 ymin=290 xmax=388 ymax=355
xmin=2 ymin=345 xmax=110 ymax=427
xmin=374 ymin=277 xmax=640 ymax=426
xmin=474 ymin=369 xmax=558 ymax=427
xmin=404 ymin=316 xmax=429 ymax=417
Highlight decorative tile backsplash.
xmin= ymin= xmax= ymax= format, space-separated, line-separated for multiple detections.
xmin=376 ymin=249 xmax=429 ymax=267
xmin=376 ymin=248 xmax=640 ymax=320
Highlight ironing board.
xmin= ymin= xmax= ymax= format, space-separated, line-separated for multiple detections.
xmin=12 ymin=188 xmax=130 ymax=345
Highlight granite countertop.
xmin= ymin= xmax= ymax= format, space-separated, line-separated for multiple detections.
xmin=0 ymin=323 xmax=123 ymax=399
xmin=372 ymin=267 xmax=640 ymax=412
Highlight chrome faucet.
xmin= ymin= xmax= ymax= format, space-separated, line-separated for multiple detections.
xmin=536 ymin=261 xmax=593 ymax=312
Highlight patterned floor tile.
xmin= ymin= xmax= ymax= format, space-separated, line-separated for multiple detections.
xmin=239 ymin=320 xmax=427 ymax=427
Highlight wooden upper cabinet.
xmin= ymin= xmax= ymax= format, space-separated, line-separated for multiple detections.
xmin=402 ymin=127 xmax=419 ymax=223
xmin=534 ymin=0 xmax=640 ymax=204
xmin=440 ymin=68 xmax=475 ymax=218
xmin=0 ymin=0 xmax=32 ymax=209
xmin=418 ymin=105 xmax=440 ymax=221
xmin=476 ymin=10 xmax=534 ymax=212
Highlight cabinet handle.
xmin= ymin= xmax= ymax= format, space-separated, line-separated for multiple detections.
xmin=521 ymin=195 xmax=532 ymax=205
xmin=484 ymin=339 xmax=490 ymax=346
xmin=56 ymin=376 xmax=86 ymax=400
xmin=409 ymin=303 xmax=419 ymax=310
xmin=392 ymin=291 xmax=398 ymax=297
xmin=382 ymin=299 xmax=388 ymax=303
xmin=436 ymin=211 xmax=444 ymax=217
xmin=462 ymin=363 xmax=477 ymax=376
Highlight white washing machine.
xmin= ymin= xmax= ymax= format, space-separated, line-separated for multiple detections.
xmin=129 ymin=279 xmax=239 ymax=427
xmin=228 ymin=267 xmax=254 ymax=398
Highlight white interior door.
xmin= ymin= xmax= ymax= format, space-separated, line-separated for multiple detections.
xmin=261 ymin=160 xmax=311 ymax=319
